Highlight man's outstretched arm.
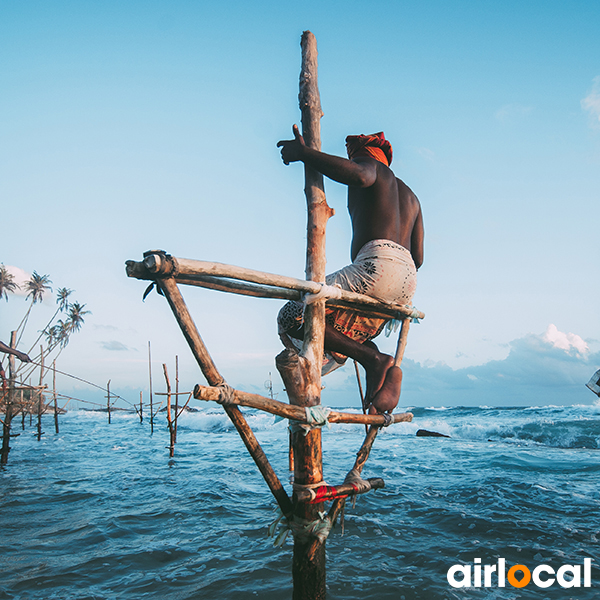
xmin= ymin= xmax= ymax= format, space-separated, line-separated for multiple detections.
xmin=0 ymin=341 xmax=31 ymax=363
xmin=277 ymin=125 xmax=377 ymax=188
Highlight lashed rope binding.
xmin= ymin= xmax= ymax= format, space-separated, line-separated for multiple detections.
xmin=287 ymin=405 xmax=331 ymax=435
xmin=292 ymin=479 xmax=329 ymax=502
xmin=384 ymin=306 xmax=421 ymax=335
xmin=215 ymin=383 xmax=236 ymax=405
xmin=268 ymin=508 xmax=333 ymax=547
xmin=381 ymin=413 xmax=393 ymax=427
xmin=344 ymin=468 xmax=372 ymax=494
xmin=303 ymin=283 xmax=343 ymax=305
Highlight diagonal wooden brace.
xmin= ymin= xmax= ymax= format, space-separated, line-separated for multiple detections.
xmin=155 ymin=276 xmax=293 ymax=519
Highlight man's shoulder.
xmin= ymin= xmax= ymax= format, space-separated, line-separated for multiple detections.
xmin=396 ymin=177 xmax=419 ymax=203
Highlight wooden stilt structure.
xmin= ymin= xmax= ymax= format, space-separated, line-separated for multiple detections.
xmin=148 ymin=342 xmax=154 ymax=433
xmin=52 ymin=360 xmax=59 ymax=434
xmin=1 ymin=332 xmax=17 ymax=465
xmin=106 ymin=380 xmax=112 ymax=424
xmin=138 ymin=391 xmax=144 ymax=423
xmin=174 ymin=356 xmax=179 ymax=443
xmin=36 ymin=347 xmax=44 ymax=441
xmin=21 ymin=389 xmax=26 ymax=431
xmin=162 ymin=364 xmax=175 ymax=457
xmin=125 ymin=31 xmax=424 ymax=599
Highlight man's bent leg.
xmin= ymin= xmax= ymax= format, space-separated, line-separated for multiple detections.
xmin=324 ymin=325 xmax=401 ymax=413
xmin=367 ymin=367 xmax=402 ymax=414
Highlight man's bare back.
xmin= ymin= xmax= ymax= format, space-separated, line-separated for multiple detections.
xmin=277 ymin=126 xmax=424 ymax=414
xmin=347 ymin=158 xmax=423 ymax=265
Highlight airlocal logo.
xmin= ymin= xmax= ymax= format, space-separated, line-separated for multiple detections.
xmin=447 ymin=558 xmax=592 ymax=589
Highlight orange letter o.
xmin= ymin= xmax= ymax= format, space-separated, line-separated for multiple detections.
xmin=507 ymin=565 xmax=531 ymax=588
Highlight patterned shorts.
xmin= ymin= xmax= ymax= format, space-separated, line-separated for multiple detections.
xmin=277 ymin=239 xmax=417 ymax=372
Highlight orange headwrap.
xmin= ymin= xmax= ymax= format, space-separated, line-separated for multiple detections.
xmin=345 ymin=132 xmax=393 ymax=166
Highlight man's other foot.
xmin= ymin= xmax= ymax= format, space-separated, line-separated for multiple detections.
xmin=364 ymin=353 xmax=394 ymax=405
xmin=369 ymin=366 xmax=402 ymax=414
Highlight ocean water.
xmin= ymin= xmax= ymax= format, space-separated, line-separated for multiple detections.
xmin=1 ymin=404 xmax=599 ymax=600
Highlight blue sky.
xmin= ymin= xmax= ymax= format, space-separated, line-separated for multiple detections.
xmin=2 ymin=1 xmax=599 ymax=408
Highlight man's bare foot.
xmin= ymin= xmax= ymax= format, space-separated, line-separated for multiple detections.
xmin=368 ymin=366 xmax=402 ymax=414
xmin=364 ymin=353 xmax=395 ymax=405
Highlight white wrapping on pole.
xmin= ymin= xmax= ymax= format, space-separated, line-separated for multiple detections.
xmin=303 ymin=284 xmax=343 ymax=305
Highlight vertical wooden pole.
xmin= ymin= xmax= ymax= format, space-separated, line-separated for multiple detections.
xmin=1 ymin=332 xmax=17 ymax=465
xmin=163 ymin=364 xmax=175 ymax=457
xmin=107 ymin=380 xmax=111 ymax=424
xmin=394 ymin=318 xmax=411 ymax=367
xmin=276 ymin=30 xmax=333 ymax=600
xmin=174 ymin=355 xmax=179 ymax=443
xmin=354 ymin=360 xmax=368 ymax=435
xmin=37 ymin=346 xmax=44 ymax=441
xmin=148 ymin=341 xmax=154 ymax=433
xmin=21 ymin=389 xmax=26 ymax=430
xmin=139 ymin=391 xmax=144 ymax=423
xmin=53 ymin=360 xmax=59 ymax=434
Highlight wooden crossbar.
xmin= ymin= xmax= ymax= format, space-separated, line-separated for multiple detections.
xmin=193 ymin=383 xmax=413 ymax=427
xmin=126 ymin=253 xmax=425 ymax=322
xmin=293 ymin=477 xmax=384 ymax=504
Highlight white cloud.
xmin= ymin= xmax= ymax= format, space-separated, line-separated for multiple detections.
xmin=494 ymin=103 xmax=533 ymax=122
xmin=581 ymin=76 xmax=600 ymax=126
xmin=543 ymin=323 xmax=588 ymax=354
xmin=99 ymin=340 xmax=133 ymax=352
xmin=416 ymin=147 xmax=435 ymax=161
xmin=4 ymin=266 xmax=31 ymax=297
xmin=93 ymin=324 xmax=119 ymax=331
xmin=3 ymin=265 xmax=54 ymax=301
xmin=323 ymin=326 xmax=598 ymax=407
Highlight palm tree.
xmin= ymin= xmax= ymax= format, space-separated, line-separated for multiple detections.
xmin=24 ymin=272 xmax=52 ymax=304
xmin=25 ymin=288 xmax=73 ymax=356
xmin=14 ymin=280 xmax=90 ymax=383
xmin=15 ymin=273 xmax=52 ymax=346
xmin=55 ymin=320 xmax=72 ymax=349
xmin=0 ymin=265 xmax=19 ymax=301
xmin=56 ymin=288 xmax=72 ymax=312
xmin=66 ymin=302 xmax=90 ymax=333
xmin=45 ymin=325 xmax=59 ymax=349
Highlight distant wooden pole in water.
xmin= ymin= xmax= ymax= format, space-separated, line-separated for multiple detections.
xmin=174 ymin=355 xmax=179 ymax=443
xmin=148 ymin=341 xmax=154 ymax=433
xmin=107 ymin=380 xmax=111 ymax=424
xmin=37 ymin=345 xmax=44 ymax=441
xmin=138 ymin=391 xmax=144 ymax=423
xmin=53 ymin=360 xmax=59 ymax=434
xmin=276 ymin=30 xmax=332 ymax=600
xmin=1 ymin=331 xmax=17 ymax=465
xmin=163 ymin=363 xmax=175 ymax=457
xmin=21 ymin=389 xmax=26 ymax=430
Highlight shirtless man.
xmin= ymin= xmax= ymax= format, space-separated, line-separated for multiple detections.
xmin=277 ymin=126 xmax=424 ymax=414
